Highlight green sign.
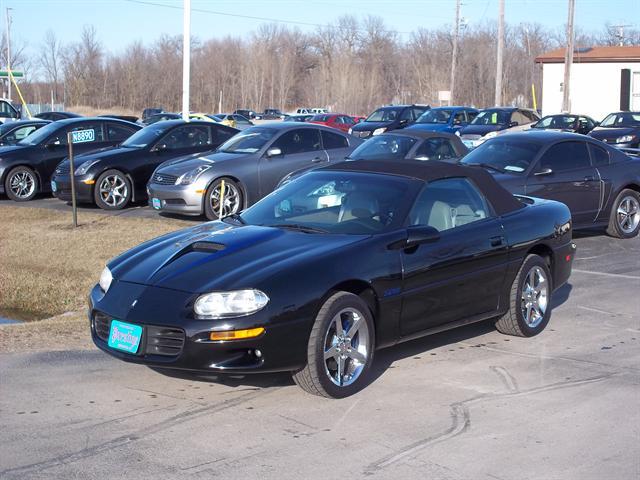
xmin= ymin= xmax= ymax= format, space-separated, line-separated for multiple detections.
xmin=71 ymin=129 xmax=95 ymax=143
xmin=0 ymin=70 xmax=24 ymax=78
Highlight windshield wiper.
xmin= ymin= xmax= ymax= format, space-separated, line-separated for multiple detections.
xmin=265 ymin=223 xmax=328 ymax=234
xmin=470 ymin=163 xmax=505 ymax=173
xmin=221 ymin=213 xmax=246 ymax=225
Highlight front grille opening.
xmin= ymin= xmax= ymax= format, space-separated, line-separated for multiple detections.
xmin=145 ymin=326 xmax=185 ymax=357
xmin=94 ymin=312 xmax=111 ymax=341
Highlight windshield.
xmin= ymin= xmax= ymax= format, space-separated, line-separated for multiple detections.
xmin=17 ymin=122 xmax=63 ymax=146
xmin=600 ymin=112 xmax=640 ymax=127
xmin=471 ymin=110 xmax=509 ymax=126
xmin=217 ymin=127 xmax=276 ymax=154
xmin=415 ymin=109 xmax=453 ymax=124
xmin=534 ymin=115 xmax=577 ymax=129
xmin=240 ymin=171 xmax=417 ymax=234
xmin=349 ymin=135 xmax=418 ymax=160
xmin=460 ymin=138 xmax=542 ymax=174
xmin=366 ymin=108 xmax=402 ymax=123
xmin=121 ymin=124 xmax=169 ymax=148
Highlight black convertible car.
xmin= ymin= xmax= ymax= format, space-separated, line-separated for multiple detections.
xmin=460 ymin=130 xmax=640 ymax=238
xmin=52 ymin=120 xmax=238 ymax=210
xmin=90 ymin=160 xmax=574 ymax=398
xmin=0 ymin=117 xmax=141 ymax=201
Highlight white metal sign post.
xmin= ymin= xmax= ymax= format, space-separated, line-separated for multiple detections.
xmin=182 ymin=0 xmax=191 ymax=121
xmin=67 ymin=132 xmax=78 ymax=228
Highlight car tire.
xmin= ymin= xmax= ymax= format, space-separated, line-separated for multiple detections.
xmin=204 ymin=177 xmax=243 ymax=220
xmin=292 ymin=291 xmax=375 ymax=398
xmin=495 ymin=254 xmax=552 ymax=337
xmin=606 ymin=188 xmax=640 ymax=239
xmin=5 ymin=166 xmax=39 ymax=201
xmin=94 ymin=169 xmax=132 ymax=210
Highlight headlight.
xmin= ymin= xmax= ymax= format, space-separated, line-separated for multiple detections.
xmin=616 ymin=135 xmax=636 ymax=143
xmin=176 ymin=165 xmax=211 ymax=185
xmin=372 ymin=128 xmax=386 ymax=136
xmin=194 ymin=289 xmax=269 ymax=318
xmin=99 ymin=267 xmax=113 ymax=293
xmin=75 ymin=160 xmax=100 ymax=176
xmin=348 ymin=128 xmax=353 ymax=135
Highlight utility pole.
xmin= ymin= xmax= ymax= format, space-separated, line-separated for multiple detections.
xmin=494 ymin=0 xmax=504 ymax=106
xmin=181 ymin=0 xmax=191 ymax=121
xmin=562 ymin=0 xmax=575 ymax=113
xmin=449 ymin=0 xmax=461 ymax=105
xmin=610 ymin=24 xmax=630 ymax=46
xmin=5 ymin=7 xmax=12 ymax=101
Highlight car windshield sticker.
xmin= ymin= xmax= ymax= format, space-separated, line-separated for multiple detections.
xmin=71 ymin=129 xmax=96 ymax=143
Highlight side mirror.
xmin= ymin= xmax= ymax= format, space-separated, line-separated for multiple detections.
xmin=45 ymin=141 xmax=61 ymax=149
xmin=534 ymin=167 xmax=553 ymax=176
xmin=509 ymin=121 xmax=519 ymax=128
xmin=266 ymin=147 xmax=282 ymax=157
xmin=399 ymin=119 xmax=409 ymax=126
xmin=389 ymin=225 xmax=441 ymax=250
xmin=151 ymin=143 xmax=168 ymax=153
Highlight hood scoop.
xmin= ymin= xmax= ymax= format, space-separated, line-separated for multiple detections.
xmin=190 ymin=241 xmax=226 ymax=253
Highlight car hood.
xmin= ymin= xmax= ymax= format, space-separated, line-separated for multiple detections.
xmin=406 ymin=123 xmax=452 ymax=133
xmin=351 ymin=121 xmax=393 ymax=132
xmin=57 ymin=146 xmax=129 ymax=169
xmin=460 ymin=124 xmax=505 ymax=136
xmin=109 ymin=222 xmax=367 ymax=293
xmin=156 ymin=151 xmax=242 ymax=175
xmin=589 ymin=126 xmax=637 ymax=140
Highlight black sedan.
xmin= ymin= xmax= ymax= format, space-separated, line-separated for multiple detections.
xmin=589 ymin=111 xmax=640 ymax=148
xmin=90 ymin=160 xmax=575 ymax=398
xmin=35 ymin=111 xmax=82 ymax=121
xmin=0 ymin=119 xmax=50 ymax=146
xmin=349 ymin=104 xmax=429 ymax=139
xmin=531 ymin=114 xmax=597 ymax=134
xmin=52 ymin=120 xmax=239 ymax=210
xmin=346 ymin=130 xmax=468 ymax=162
xmin=460 ymin=130 xmax=640 ymax=238
xmin=0 ymin=117 xmax=141 ymax=201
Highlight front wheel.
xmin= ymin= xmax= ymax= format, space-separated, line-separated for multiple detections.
xmin=5 ymin=166 xmax=39 ymax=201
xmin=94 ymin=169 xmax=132 ymax=210
xmin=204 ymin=177 xmax=243 ymax=220
xmin=495 ymin=254 xmax=552 ymax=337
xmin=293 ymin=292 xmax=375 ymax=398
xmin=606 ymin=189 xmax=640 ymax=238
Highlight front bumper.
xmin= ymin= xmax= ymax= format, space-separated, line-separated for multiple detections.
xmin=147 ymin=182 xmax=205 ymax=215
xmin=51 ymin=174 xmax=95 ymax=202
xmin=89 ymin=283 xmax=311 ymax=374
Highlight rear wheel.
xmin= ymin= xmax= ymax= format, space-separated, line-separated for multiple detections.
xmin=606 ymin=189 xmax=640 ymax=238
xmin=5 ymin=166 xmax=39 ymax=201
xmin=204 ymin=177 xmax=243 ymax=220
xmin=495 ymin=254 xmax=552 ymax=337
xmin=94 ymin=169 xmax=132 ymax=210
xmin=293 ymin=292 xmax=375 ymax=398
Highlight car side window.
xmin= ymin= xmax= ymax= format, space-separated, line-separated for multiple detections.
xmin=160 ymin=125 xmax=211 ymax=150
xmin=453 ymin=111 xmax=466 ymax=125
xmin=409 ymin=178 xmax=490 ymax=232
xmin=8 ymin=125 xmax=38 ymax=142
xmin=414 ymin=138 xmax=457 ymax=160
xmin=466 ymin=111 xmax=478 ymax=122
xmin=511 ymin=111 xmax=529 ymax=125
xmin=399 ymin=108 xmax=414 ymax=121
xmin=538 ymin=141 xmax=591 ymax=172
xmin=107 ymin=124 xmax=136 ymax=142
xmin=342 ymin=116 xmax=355 ymax=125
xmin=321 ymin=130 xmax=349 ymax=150
xmin=273 ymin=129 xmax=321 ymax=154
xmin=212 ymin=126 xmax=237 ymax=144
xmin=589 ymin=144 xmax=610 ymax=166
xmin=50 ymin=123 xmax=105 ymax=145
xmin=412 ymin=107 xmax=427 ymax=119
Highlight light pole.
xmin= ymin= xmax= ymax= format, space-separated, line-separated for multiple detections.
xmin=5 ymin=7 xmax=12 ymax=101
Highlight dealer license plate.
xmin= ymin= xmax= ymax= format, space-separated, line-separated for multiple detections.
xmin=108 ymin=320 xmax=142 ymax=354
xmin=152 ymin=198 xmax=162 ymax=210
xmin=51 ymin=180 xmax=57 ymax=192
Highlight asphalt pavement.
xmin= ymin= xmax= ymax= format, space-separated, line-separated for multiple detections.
xmin=1 ymin=232 xmax=639 ymax=480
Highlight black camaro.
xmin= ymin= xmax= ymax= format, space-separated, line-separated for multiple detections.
xmin=461 ymin=130 xmax=640 ymax=238
xmin=0 ymin=117 xmax=141 ymax=201
xmin=52 ymin=120 xmax=238 ymax=210
xmin=90 ymin=160 xmax=575 ymax=398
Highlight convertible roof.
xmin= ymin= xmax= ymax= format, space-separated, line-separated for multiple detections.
xmin=326 ymin=160 xmax=524 ymax=216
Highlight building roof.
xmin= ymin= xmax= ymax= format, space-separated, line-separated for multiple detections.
xmin=535 ymin=46 xmax=640 ymax=64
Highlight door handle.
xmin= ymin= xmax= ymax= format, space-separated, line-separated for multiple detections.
xmin=490 ymin=235 xmax=504 ymax=247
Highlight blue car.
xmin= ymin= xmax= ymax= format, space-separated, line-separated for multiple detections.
xmin=406 ymin=106 xmax=479 ymax=135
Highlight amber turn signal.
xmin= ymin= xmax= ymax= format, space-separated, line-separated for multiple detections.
xmin=209 ymin=327 xmax=265 ymax=341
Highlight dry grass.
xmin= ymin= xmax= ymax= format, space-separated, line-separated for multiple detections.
xmin=68 ymin=105 xmax=139 ymax=118
xmin=0 ymin=205 xmax=191 ymax=321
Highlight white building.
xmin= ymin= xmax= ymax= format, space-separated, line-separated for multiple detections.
xmin=536 ymin=46 xmax=640 ymax=121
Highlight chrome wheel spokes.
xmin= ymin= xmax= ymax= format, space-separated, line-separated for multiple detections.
xmin=99 ymin=175 xmax=128 ymax=207
xmin=617 ymin=196 xmax=640 ymax=234
xmin=323 ymin=308 xmax=370 ymax=387
xmin=521 ymin=266 xmax=548 ymax=328
xmin=9 ymin=171 xmax=35 ymax=198
xmin=210 ymin=182 xmax=240 ymax=218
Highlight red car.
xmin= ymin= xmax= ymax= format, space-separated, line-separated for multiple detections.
xmin=309 ymin=113 xmax=357 ymax=133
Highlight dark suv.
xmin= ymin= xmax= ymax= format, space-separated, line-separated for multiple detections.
xmin=234 ymin=109 xmax=258 ymax=120
xmin=262 ymin=108 xmax=285 ymax=120
xmin=348 ymin=104 xmax=430 ymax=139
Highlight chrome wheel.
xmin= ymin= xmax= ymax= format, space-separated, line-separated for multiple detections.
xmin=323 ymin=307 xmax=370 ymax=387
xmin=209 ymin=181 xmax=240 ymax=218
xmin=98 ymin=175 xmax=128 ymax=207
xmin=9 ymin=171 xmax=36 ymax=199
xmin=616 ymin=195 xmax=640 ymax=234
xmin=520 ymin=266 xmax=548 ymax=328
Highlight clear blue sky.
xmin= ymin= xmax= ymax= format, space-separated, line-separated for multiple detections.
xmin=5 ymin=0 xmax=640 ymax=59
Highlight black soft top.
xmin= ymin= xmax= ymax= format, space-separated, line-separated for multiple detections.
xmin=326 ymin=160 xmax=524 ymax=216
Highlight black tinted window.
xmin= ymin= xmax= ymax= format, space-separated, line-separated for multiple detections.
xmin=161 ymin=125 xmax=211 ymax=150
xmin=414 ymin=138 xmax=457 ymax=160
xmin=589 ymin=144 xmax=610 ymax=166
xmin=539 ymin=141 xmax=591 ymax=172
xmin=322 ymin=130 xmax=349 ymax=150
xmin=107 ymin=124 xmax=136 ymax=142
xmin=274 ymin=129 xmax=321 ymax=154
xmin=212 ymin=126 xmax=237 ymax=145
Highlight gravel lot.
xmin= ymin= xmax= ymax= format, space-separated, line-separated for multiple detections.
xmin=0 ymin=220 xmax=639 ymax=479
